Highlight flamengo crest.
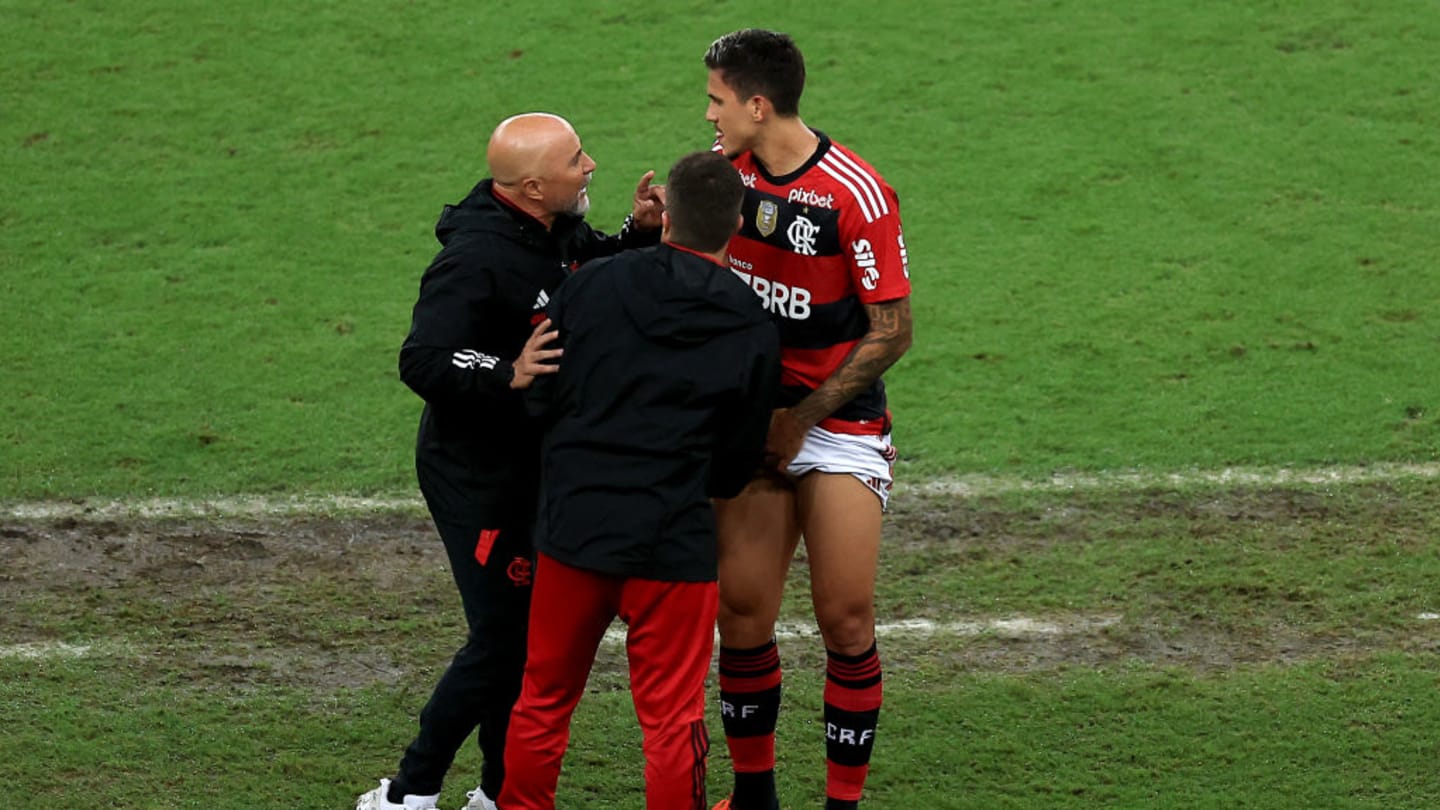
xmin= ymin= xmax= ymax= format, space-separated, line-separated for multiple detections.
xmin=787 ymin=214 xmax=820 ymax=256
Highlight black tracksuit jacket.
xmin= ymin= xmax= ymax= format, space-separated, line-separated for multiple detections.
xmin=526 ymin=243 xmax=781 ymax=582
xmin=399 ymin=180 xmax=656 ymax=526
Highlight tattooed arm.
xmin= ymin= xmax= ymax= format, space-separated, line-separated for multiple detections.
xmin=765 ymin=297 xmax=913 ymax=469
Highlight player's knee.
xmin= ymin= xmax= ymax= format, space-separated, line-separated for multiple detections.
xmin=718 ymin=601 xmax=777 ymax=645
xmin=719 ymin=587 xmax=771 ymax=620
xmin=816 ymin=603 xmax=875 ymax=652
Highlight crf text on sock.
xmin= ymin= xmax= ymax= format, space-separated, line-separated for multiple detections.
xmin=826 ymin=724 xmax=874 ymax=746
xmin=721 ymin=700 xmax=763 ymax=718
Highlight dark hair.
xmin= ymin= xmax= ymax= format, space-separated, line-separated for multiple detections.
xmin=665 ymin=151 xmax=744 ymax=253
xmin=703 ymin=28 xmax=805 ymax=117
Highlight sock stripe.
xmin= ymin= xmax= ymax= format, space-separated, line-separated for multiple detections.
xmin=718 ymin=643 xmax=781 ymax=678
xmin=825 ymin=681 xmax=882 ymax=712
xmin=720 ymin=641 xmax=782 ymax=693
xmin=826 ymin=644 xmax=882 ymax=690
xmin=717 ymin=668 xmax=777 ymax=686
xmin=826 ymin=762 xmax=869 ymax=803
xmin=825 ymin=642 xmax=877 ymax=665
xmin=827 ymin=656 xmax=881 ymax=675
xmin=727 ymin=735 xmax=776 ymax=772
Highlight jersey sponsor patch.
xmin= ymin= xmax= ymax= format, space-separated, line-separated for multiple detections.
xmin=729 ymin=263 xmax=813 ymax=320
xmin=756 ymin=199 xmax=779 ymax=237
xmin=852 ymin=238 xmax=880 ymax=290
xmin=787 ymin=186 xmax=835 ymax=208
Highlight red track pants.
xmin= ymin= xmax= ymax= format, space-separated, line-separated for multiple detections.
xmin=500 ymin=553 xmax=717 ymax=809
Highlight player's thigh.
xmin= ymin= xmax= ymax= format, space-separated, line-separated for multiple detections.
xmin=715 ymin=474 xmax=801 ymax=629
xmin=797 ymin=472 xmax=883 ymax=653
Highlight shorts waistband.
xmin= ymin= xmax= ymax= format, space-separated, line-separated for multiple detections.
xmin=816 ymin=410 xmax=892 ymax=437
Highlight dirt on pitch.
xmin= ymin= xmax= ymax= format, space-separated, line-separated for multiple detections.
xmin=3 ymin=483 xmax=1437 ymax=692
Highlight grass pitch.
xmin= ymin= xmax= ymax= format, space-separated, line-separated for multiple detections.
xmin=3 ymin=1 xmax=1440 ymax=807
xmin=3 ymin=0 xmax=1438 ymax=499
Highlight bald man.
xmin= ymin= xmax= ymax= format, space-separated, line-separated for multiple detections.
xmin=358 ymin=113 xmax=665 ymax=810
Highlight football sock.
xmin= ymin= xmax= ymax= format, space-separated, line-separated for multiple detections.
xmin=718 ymin=639 xmax=782 ymax=809
xmin=823 ymin=642 xmax=882 ymax=805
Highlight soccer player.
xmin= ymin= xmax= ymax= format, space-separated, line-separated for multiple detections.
xmin=358 ymin=112 xmax=664 ymax=810
xmin=702 ymin=29 xmax=913 ymax=810
xmin=498 ymin=150 xmax=781 ymax=809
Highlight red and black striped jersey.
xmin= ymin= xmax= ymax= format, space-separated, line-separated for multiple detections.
xmin=725 ymin=132 xmax=910 ymax=432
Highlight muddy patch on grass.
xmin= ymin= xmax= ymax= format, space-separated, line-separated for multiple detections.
xmin=3 ymin=485 xmax=1438 ymax=691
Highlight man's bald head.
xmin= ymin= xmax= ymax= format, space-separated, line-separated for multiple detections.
xmin=486 ymin=113 xmax=596 ymax=226
xmin=486 ymin=113 xmax=578 ymax=185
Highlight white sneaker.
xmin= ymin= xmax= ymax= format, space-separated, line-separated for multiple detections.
xmin=356 ymin=778 xmax=442 ymax=810
xmin=463 ymin=786 xmax=499 ymax=810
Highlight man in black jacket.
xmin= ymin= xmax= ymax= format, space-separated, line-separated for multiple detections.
xmin=497 ymin=151 xmax=780 ymax=810
xmin=357 ymin=112 xmax=665 ymax=810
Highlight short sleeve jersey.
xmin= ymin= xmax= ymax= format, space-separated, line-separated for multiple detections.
xmin=725 ymin=132 xmax=910 ymax=430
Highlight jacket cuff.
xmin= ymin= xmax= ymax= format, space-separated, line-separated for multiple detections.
xmin=487 ymin=359 xmax=518 ymax=393
xmin=619 ymin=214 xmax=662 ymax=249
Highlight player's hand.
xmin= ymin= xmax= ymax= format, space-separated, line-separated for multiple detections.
xmin=764 ymin=408 xmax=809 ymax=471
xmin=631 ymin=170 xmax=666 ymax=230
xmin=510 ymin=318 xmax=562 ymax=390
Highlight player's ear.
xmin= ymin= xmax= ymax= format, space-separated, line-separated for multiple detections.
xmin=749 ymin=95 xmax=766 ymax=122
xmin=660 ymin=210 xmax=672 ymax=241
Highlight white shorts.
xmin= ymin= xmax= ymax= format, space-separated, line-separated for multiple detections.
xmin=785 ymin=425 xmax=896 ymax=508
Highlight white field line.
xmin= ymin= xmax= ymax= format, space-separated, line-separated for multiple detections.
xmin=1 ymin=494 xmax=422 ymax=521
xmin=602 ymin=615 xmax=1124 ymax=646
xmin=909 ymin=461 xmax=1440 ymax=497
xmin=2 ymin=617 xmax=1121 ymax=663
xmin=10 ymin=613 xmax=1439 ymax=662
xmin=4 ymin=462 xmax=1439 ymax=523
xmin=0 ymin=641 xmax=93 ymax=660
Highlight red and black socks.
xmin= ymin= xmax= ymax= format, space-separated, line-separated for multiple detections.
xmin=718 ymin=640 xmax=783 ymax=809
xmin=823 ymin=642 xmax=882 ymax=809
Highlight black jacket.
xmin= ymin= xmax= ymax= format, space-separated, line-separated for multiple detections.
xmin=399 ymin=180 xmax=656 ymax=525
xmin=527 ymin=243 xmax=781 ymax=582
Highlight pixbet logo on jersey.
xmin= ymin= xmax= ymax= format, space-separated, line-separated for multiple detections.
xmin=729 ymin=263 xmax=812 ymax=320
xmin=787 ymin=187 xmax=835 ymax=209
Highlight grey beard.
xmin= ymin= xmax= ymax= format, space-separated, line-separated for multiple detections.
xmin=566 ymin=193 xmax=590 ymax=218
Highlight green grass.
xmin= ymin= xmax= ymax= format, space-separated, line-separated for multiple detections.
xmin=879 ymin=483 xmax=1440 ymax=632
xmin=9 ymin=653 xmax=1440 ymax=808
xmin=5 ymin=482 xmax=1440 ymax=806
xmin=4 ymin=1 xmax=1440 ymax=807
xmin=4 ymin=0 xmax=1439 ymax=500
